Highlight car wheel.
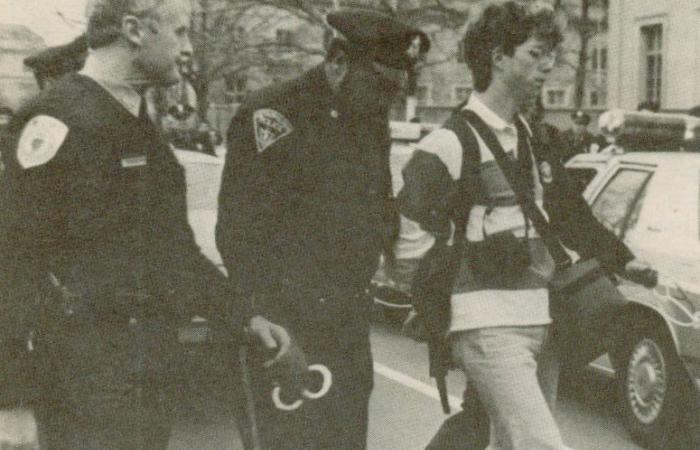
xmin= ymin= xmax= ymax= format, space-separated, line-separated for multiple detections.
xmin=617 ymin=321 xmax=693 ymax=449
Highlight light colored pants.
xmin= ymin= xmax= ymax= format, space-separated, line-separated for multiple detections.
xmin=451 ymin=325 xmax=569 ymax=450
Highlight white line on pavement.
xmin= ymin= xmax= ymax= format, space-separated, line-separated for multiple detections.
xmin=373 ymin=362 xmax=462 ymax=411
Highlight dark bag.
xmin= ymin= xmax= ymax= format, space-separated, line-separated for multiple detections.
xmin=467 ymin=230 xmax=530 ymax=287
xmin=407 ymin=103 xmax=480 ymax=413
xmin=462 ymin=110 xmax=628 ymax=369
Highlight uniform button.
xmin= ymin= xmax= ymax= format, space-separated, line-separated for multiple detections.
xmin=319 ymin=297 xmax=327 ymax=304
xmin=129 ymin=317 xmax=138 ymax=326
xmin=330 ymin=110 xmax=339 ymax=119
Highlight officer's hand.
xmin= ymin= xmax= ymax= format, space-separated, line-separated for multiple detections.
xmin=624 ymin=259 xmax=658 ymax=288
xmin=267 ymin=341 xmax=309 ymax=400
xmin=0 ymin=408 xmax=39 ymax=450
xmin=248 ymin=315 xmax=291 ymax=368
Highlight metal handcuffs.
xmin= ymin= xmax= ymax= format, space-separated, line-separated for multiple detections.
xmin=271 ymin=364 xmax=333 ymax=411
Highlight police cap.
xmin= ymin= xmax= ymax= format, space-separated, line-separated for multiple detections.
xmin=327 ymin=10 xmax=430 ymax=70
xmin=24 ymin=34 xmax=88 ymax=79
xmin=571 ymin=110 xmax=590 ymax=125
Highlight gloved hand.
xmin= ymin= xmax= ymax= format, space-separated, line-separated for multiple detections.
xmin=624 ymin=259 xmax=658 ymax=288
xmin=266 ymin=340 xmax=309 ymax=404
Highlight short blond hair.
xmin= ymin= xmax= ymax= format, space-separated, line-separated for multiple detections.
xmin=85 ymin=0 xmax=166 ymax=49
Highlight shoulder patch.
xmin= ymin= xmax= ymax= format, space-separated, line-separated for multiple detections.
xmin=253 ymin=108 xmax=293 ymax=153
xmin=17 ymin=115 xmax=68 ymax=169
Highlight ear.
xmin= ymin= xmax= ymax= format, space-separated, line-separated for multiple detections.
xmin=491 ymin=45 xmax=507 ymax=72
xmin=121 ymin=15 xmax=146 ymax=47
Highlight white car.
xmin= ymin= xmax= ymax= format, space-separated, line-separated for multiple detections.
xmin=567 ymin=148 xmax=700 ymax=449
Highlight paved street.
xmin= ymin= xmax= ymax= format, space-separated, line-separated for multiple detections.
xmin=168 ymin=316 xmax=642 ymax=450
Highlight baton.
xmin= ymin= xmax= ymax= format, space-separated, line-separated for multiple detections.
xmin=238 ymin=343 xmax=262 ymax=450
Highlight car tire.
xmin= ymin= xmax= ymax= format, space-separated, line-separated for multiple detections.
xmin=617 ymin=319 xmax=694 ymax=449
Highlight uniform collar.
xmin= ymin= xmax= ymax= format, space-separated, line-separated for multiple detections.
xmin=80 ymin=55 xmax=142 ymax=117
xmin=464 ymin=93 xmax=532 ymax=137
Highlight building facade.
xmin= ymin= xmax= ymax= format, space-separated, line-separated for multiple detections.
xmin=607 ymin=0 xmax=700 ymax=113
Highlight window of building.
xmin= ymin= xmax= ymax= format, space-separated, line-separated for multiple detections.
xmin=454 ymin=86 xmax=470 ymax=103
xmin=224 ymin=74 xmax=247 ymax=104
xmin=641 ymin=24 xmax=663 ymax=104
xmin=415 ymin=85 xmax=431 ymax=106
xmin=457 ymin=40 xmax=466 ymax=63
xmin=544 ymin=88 xmax=566 ymax=107
xmin=589 ymin=91 xmax=599 ymax=106
xmin=276 ymin=29 xmax=294 ymax=46
xmin=590 ymin=47 xmax=607 ymax=72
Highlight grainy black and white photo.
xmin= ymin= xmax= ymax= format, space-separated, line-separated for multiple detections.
xmin=0 ymin=1 xmax=698 ymax=449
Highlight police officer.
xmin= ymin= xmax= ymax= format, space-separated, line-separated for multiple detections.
xmin=560 ymin=110 xmax=606 ymax=161
xmin=0 ymin=1 xmax=289 ymax=449
xmin=217 ymin=9 xmax=429 ymax=450
xmin=23 ymin=35 xmax=88 ymax=90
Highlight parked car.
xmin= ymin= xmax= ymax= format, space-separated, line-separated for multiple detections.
xmin=567 ymin=149 xmax=700 ymax=449
xmin=372 ymin=111 xmax=700 ymax=448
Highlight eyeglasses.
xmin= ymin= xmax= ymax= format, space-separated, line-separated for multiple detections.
xmin=528 ymin=48 xmax=558 ymax=65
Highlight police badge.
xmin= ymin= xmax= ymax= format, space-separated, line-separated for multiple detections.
xmin=253 ymin=109 xmax=293 ymax=153
xmin=539 ymin=161 xmax=553 ymax=184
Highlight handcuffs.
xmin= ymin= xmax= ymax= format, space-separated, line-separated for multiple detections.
xmin=271 ymin=363 xmax=333 ymax=411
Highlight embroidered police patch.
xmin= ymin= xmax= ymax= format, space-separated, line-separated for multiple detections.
xmin=253 ymin=109 xmax=293 ymax=153
xmin=17 ymin=115 xmax=68 ymax=169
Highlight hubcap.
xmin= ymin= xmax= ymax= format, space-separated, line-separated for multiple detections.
xmin=626 ymin=338 xmax=667 ymax=425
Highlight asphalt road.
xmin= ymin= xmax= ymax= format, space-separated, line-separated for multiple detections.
xmin=168 ymin=316 xmax=642 ymax=450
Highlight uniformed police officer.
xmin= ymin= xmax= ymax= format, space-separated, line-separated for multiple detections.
xmin=0 ymin=1 xmax=290 ymax=449
xmin=560 ymin=110 xmax=606 ymax=161
xmin=217 ymin=9 xmax=429 ymax=450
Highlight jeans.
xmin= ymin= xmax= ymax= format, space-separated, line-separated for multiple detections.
xmin=451 ymin=325 xmax=567 ymax=450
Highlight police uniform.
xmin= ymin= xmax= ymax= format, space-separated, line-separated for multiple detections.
xmin=560 ymin=110 xmax=606 ymax=161
xmin=216 ymin=10 xmax=428 ymax=450
xmin=0 ymin=72 xmax=236 ymax=449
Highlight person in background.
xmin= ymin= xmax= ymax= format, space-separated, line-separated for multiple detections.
xmin=560 ymin=109 xmax=606 ymax=161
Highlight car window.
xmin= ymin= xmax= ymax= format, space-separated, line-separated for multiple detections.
xmin=565 ymin=167 xmax=599 ymax=196
xmin=591 ymin=169 xmax=652 ymax=238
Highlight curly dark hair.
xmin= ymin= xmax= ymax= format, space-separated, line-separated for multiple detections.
xmin=463 ymin=1 xmax=563 ymax=92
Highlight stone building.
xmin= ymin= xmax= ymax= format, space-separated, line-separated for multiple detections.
xmin=607 ymin=0 xmax=700 ymax=113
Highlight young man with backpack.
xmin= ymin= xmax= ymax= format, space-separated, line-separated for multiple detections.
xmin=397 ymin=2 xmax=652 ymax=448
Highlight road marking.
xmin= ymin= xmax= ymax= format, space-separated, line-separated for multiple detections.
xmin=374 ymin=362 xmax=462 ymax=411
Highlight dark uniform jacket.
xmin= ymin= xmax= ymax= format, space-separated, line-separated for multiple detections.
xmin=217 ymin=66 xmax=395 ymax=330
xmin=560 ymin=128 xmax=606 ymax=162
xmin=0 ymin=74 xmax=232 ymax=407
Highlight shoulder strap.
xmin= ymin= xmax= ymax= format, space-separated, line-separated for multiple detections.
xmin=460 ymin=109 xmax=571 ymax=269
xmin=441 ymin=108 xmax=481 ymax=243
